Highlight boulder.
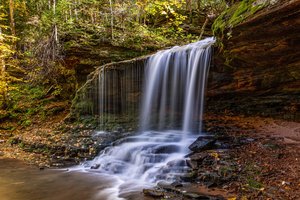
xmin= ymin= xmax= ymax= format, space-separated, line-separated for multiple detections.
xmin=189 ymin=137 xmax=216 ymax=152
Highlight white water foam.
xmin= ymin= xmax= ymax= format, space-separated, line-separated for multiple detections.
xmin=71 ymin=37 xmax=215 ymax=199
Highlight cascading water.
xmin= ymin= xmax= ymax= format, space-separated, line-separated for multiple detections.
xmin=74 ymin=37 xmax=215 ymax=199
xmin=140 ymin=37 xmax=214 ymax=132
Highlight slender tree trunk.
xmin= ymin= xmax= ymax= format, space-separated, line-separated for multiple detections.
xmin=74 ymin=0 xmax=78 ymax=21
xmin=53 ymin=0 xmax=58 ymax=44
xmin=90 ymin=9 xmax=95 ymax=24
xmin=69 ymin=4 xmax=72 ymax=20
xmin=9 ymin=0 xmax=16 ymax=36
xmin=78 ymin=0 xmax=81 ymax=17
xmin=65 ymin=11 xmax=68 ymax=22
xmin=186 ymin=0 xmax=192 ymax=23
xmin=136 ymin=8 xmax=140 ymax=24
xmin=0 ymin=27 xmax=8 ymax=108
xmin=197 ymin=0 xmax=201 ymax=16
xmin=199 ymin=17 xmax=209 ymax=40
xmin=109 ymin=0 xmax=114 ymax=40
xmin=52 ymin=0 xmax=58 ymax=61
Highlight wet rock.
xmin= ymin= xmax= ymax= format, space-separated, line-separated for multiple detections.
xmin=115 ymin=127 xmax=124 ymax=133
xmin=182 ymin=192 xmax=211 ymax=199
xmin=186 ymin=159 xmax=198 ymax=169
xmin=167 ymin=159 xmax=187 ymax=167
xmin=153 ymin=145 xmax=180 ymax=154
xmin=143 ymin=189 xmax=164 ymax=197
xmin=242 ymin=138 xmax=255 ymax=143
xmin=212 ymin=136 xmax=233 ymax=149
xmin=90 ymin=164 xmax=100 ymax=169
xmin=190 ymin=152 xmax=209 ymax=162
xmin=202 ymin=154 xmax=217 ymax=166
xmin=157 ymin=181 xmax=174 ymax=191
xmin=189 ymin=137 xmax=216 ymax=152
xmin=51 ymin=162 xmax=65 ymax=167
xmin=180 ymin=172 xmax=197 ymax=182
xmin=61 ymin=157 xmax=78 ymax=167
xmin=205 ymin=181 xmax=218 ymax=188
xmin=197 ymin=170 xmax=234 ymax=188
xmin=171 ymin=181 xmax=183 ymax=187
xmin=157 ymin=181 xmax=183 ymax=194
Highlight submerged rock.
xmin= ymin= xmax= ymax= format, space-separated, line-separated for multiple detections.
xmin=90 ymin=164 xmax=100 ymax=169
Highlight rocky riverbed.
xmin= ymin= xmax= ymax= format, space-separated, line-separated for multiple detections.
xmin=1 ymin=114 xmax=300 ymax=199
xmin=142 ymin=114 xmax=300 ymax=199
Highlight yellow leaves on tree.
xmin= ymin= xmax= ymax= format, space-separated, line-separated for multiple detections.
xmin=0 ymin=8 xmax=18 ymax=108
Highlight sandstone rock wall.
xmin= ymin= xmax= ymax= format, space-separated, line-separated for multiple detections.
xmin=207 ymin=0 xmax=300 ymax=120
xmin=69 ymin=56 xmax=148 ymax=130
xmin=70 ymin=0 xmax=300 ymax=127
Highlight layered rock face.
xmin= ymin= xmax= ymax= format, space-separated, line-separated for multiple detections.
xmin=207 ymin=0 xmax=300 ymax=120
xmin=71 ymin=0 xmax=300 ymax=126
xmin=64 ymin=42 xmax=148 ymax=85
xmin=70 ymin=57 xmax=147 ymax=130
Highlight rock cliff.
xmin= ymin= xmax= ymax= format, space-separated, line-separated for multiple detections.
xmin=207 ymin=0 xmax=300 ymax=120
xmin=71 ymin=0 xmax=300 ymax=127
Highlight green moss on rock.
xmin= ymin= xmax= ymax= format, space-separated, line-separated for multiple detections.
xmin=212 ymin=0 xmax=267 ymax=40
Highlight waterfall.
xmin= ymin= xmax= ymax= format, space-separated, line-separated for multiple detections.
xmin=75 ymin=37 xmax=215 ymax=196
xmin=140 ymin=37 xmax=214 ymax=132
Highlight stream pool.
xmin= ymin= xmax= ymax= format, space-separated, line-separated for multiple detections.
xmin=0 ymin=158 xmax=152 ymax=200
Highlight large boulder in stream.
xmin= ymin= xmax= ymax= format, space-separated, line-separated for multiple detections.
xmin=188 ymin=136 xmax=217 ymax=152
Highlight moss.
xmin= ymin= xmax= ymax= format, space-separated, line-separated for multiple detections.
xmin=74 ymin=100 xmax=94 ymax=115
xmin=21 ymin=119 xmax=32 ymax=127
xmin=1 ymin=83 xmax=68 ymax=128
xmin=212 ymin=0 xmax=268 ymax=41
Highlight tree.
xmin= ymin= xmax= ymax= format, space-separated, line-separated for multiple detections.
xmin=0 ymin=7 xmax=17 ymax=108
xmin=109 ymin=0 xmax=114 ymax=40
xmin=9 ymin=0 xmax=16 ymax=36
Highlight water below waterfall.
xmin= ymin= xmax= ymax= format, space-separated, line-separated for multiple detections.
xmin=73 ymin=37 xmax=215 ymax=199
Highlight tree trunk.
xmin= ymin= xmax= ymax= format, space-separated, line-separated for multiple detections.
xmin=74 ymin=0 xmax=78 ymax=21
xmin=53 ymin=0 xmax=58 ymax=44
xmin=52 ymin=0 xmax=58 ymax=61
xmin=90 ymin=8 xmax=95 ymax=24
xmin=9 ymin=0 xmax=16 ymax=36
xmin=199 ymin=17 xmax=209 ymax=40
xmin=186 ymin=0 xmax=192 ymax=23
xmin=109 ymin=0 xmax=114 ymax=40
xmin=0 ymin=27 xmax=8 ymax=108
xmin=69 ymin=4 xmax=72 ymax=20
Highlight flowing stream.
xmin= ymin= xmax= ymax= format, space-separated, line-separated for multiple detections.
xmin=72 ymin=37 xmax=215 ymax=199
